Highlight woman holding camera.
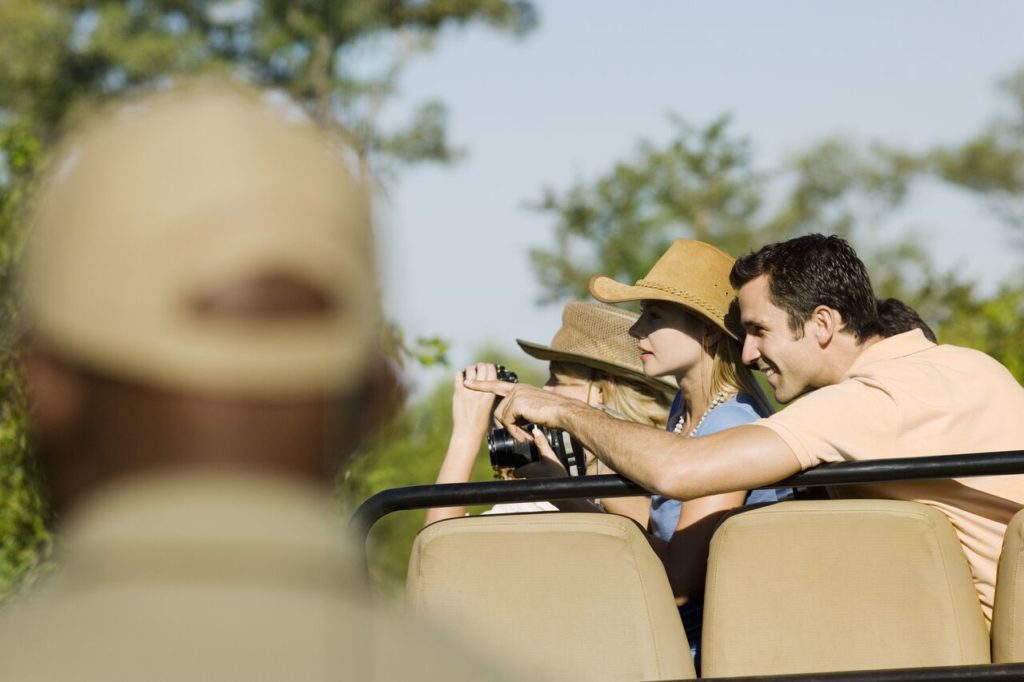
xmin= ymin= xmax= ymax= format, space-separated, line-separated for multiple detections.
xmin=587 ymin=238 xmax=786 ymax=669
xmin=423 ymin=301 xmax=676 ymax=526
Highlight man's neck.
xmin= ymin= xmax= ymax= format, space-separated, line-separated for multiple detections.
xmin=824 ymin=333 xmax=884 ymax=386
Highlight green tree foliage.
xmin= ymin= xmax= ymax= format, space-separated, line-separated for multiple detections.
xmin=529 ymin=116 xmax=767 ymax=304
xmin=0 ymin=122 xmax=48 ymax=599
xmin=0 ymin=0 xmax=535 ymax=598
xmin=528 ymin=69 xmax=1024 ymax=388
xmin=528 ymin=119 xmax=915 ymax=303
xmin=925 ymin=68 xmax=1024 ymax=232
xmin=0 ymin=365 xmax=49 ymax=597
xmin=0 ymin=0 xmax=538 ymax=335
xmin=0 ymin=0 xmax=535 ymax=154
xmin=881 ymin=69 xmax=1024 ymax=369
xmin=923 ymin=280 xmax=1024 ymax=382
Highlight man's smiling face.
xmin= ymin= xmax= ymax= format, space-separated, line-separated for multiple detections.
xmin=737 ymin=274 xmax=821 ymax=403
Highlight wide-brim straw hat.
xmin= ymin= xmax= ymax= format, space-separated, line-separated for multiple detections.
xmin=516 ymin=302 xmax=676 ymax=397
xmin=589 ymin=239 xmax=742 ymax=339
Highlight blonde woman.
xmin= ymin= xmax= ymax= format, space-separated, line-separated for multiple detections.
xmin=424 ymin=301 xmax=676 ymax=526
xmin=588 ymin=238 xmax=788 ymax=668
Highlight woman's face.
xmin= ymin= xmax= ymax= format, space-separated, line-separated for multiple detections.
xmin=629 ymin=301 xmax=710 ymax=381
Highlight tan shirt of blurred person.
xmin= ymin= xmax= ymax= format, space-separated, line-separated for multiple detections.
xmin=0 ymin=473 xmax=507 ymax=681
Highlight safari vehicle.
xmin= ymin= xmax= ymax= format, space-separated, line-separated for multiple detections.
xmin=352 ymin=449 xmax=1024 ymax=681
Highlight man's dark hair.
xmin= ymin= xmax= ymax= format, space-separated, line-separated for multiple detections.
xmin=730 ymin=234 xmax=882 ymax=341
xmin=876 ymin=297 xmax=937 ymax=343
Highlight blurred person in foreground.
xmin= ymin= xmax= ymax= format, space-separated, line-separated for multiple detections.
xmin=0 ymin=82 xmax=513 ymax=681
xmin=469 ymin=234 xmax=1024 ymax=627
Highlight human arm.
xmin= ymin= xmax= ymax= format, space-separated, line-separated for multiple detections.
xmin=516 ymin=421 xmax=651 ymax=521
xmin=423 ymin=364 xmax=499 ymax=526
xmin=587 ymin=454 xmax=650 ymax=526
xmin=511 ymin=428 xmax=608 ymax=514
xmin=596 ymin=491 xmax=651 ymax=527
xmin=463 ymin=380 xmax=802 ymax=500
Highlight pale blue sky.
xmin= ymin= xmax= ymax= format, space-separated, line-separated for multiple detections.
xmin=374 ymin=0 xmax=1024 ymax=392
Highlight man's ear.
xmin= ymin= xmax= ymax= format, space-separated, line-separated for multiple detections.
xmin=810 ymin=305 xmax=841 ymax=347
xmin=20 ymin=347 xmax=86 ymax=436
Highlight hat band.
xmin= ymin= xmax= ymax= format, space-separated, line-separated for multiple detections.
xmin=635 ymin=278 xmax=725 ymax=325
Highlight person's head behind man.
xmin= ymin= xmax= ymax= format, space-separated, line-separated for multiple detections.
xmin=876 ymin=297 xmax=937 ymax=342
xmin=18 ymin=81 xmax=397 ymax=515
xmin=729 ymin=234 xmax=884 ymax=403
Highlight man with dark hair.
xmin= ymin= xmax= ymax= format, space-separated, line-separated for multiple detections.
xmin=470 ymin=233 xmax=1024 ymax=626
xmin=730 ymin=234 xmax=937 ymax=342
xmin=729 ymin=233 xmax=884 ymax=343
xmin=0 ymin=83 xmax=512 ymax=681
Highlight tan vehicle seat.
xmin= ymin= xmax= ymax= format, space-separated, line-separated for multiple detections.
xmin=993 ymin=508 xmax=1024 ymax=662
xmin=406 ymin=512 xmax=694 ymax=681
xmin=701 ymin=500 xmax=990 ymax=677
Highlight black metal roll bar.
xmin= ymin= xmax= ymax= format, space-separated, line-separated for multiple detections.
xmin=349 ymin=449 xmax=1024 ymax=540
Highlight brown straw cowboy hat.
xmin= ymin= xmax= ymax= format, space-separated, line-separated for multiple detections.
xmin=588 ymin=239 xmax=742 ymax=339
xmin=516 ymin=302 xmax=676 ymax=396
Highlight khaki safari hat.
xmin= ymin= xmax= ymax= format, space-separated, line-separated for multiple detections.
xmin=516 ymin=302 xmax=676 ymax=396
xmin=589 ymin=239 xmax=741 ymax=339
xmin=19 ymin=81 xmax=379 ymax=398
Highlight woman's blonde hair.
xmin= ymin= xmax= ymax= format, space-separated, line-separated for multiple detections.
xmin=549 ymin=361 xmax=674 ymax=428
xmin=706 ymin=327 xmax=774 ymax=416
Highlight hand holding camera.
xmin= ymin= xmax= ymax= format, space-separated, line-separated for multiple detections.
xmin=484 ymin=366 xmax=587 ymax=478
xmin=451 ymin=363 xmax=503 ymax=443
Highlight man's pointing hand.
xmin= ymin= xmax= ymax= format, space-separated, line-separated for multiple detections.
xmin=463 ymin=379 xmax=587 ymax=444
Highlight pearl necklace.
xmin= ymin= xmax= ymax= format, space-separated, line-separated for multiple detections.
xmin=672 ymin=390 xmax=731 ymax=437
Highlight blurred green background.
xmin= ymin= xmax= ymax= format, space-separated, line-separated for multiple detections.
xmin=2 ymin=0 xmax=1023 ymax=601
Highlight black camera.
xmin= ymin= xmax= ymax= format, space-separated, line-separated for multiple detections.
xmin=484 ymin=365 xmax=587 ymax=477
xmin=463 ymin=364 xmax=519 ymax=383
xmin=487 ymin=425 xmax=587 ymax=477
xmin=495 ymin=365 xmax=518 ymax=383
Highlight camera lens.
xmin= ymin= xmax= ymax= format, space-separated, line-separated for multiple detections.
xmin=487 ymin=427 xmax=538 ymax=469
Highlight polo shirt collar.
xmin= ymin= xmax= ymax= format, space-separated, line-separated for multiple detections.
xmin=845 ymin=329 xmax=935 ymax=377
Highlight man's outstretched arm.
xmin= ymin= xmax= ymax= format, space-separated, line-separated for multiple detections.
xmin=465 ymin=380 xmax=802 ymax=500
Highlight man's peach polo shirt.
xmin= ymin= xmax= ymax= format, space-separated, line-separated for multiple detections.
xmin=757 ymin=329 xmax=1024 ymax=625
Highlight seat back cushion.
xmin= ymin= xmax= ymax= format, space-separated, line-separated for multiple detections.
xmin=702 ymin=500 xmax=990 ymax=677
xmin=993 ymin=508 xmax=1024 ymax=662
xmin=406 ymin=512 xmax=695 ymax=681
